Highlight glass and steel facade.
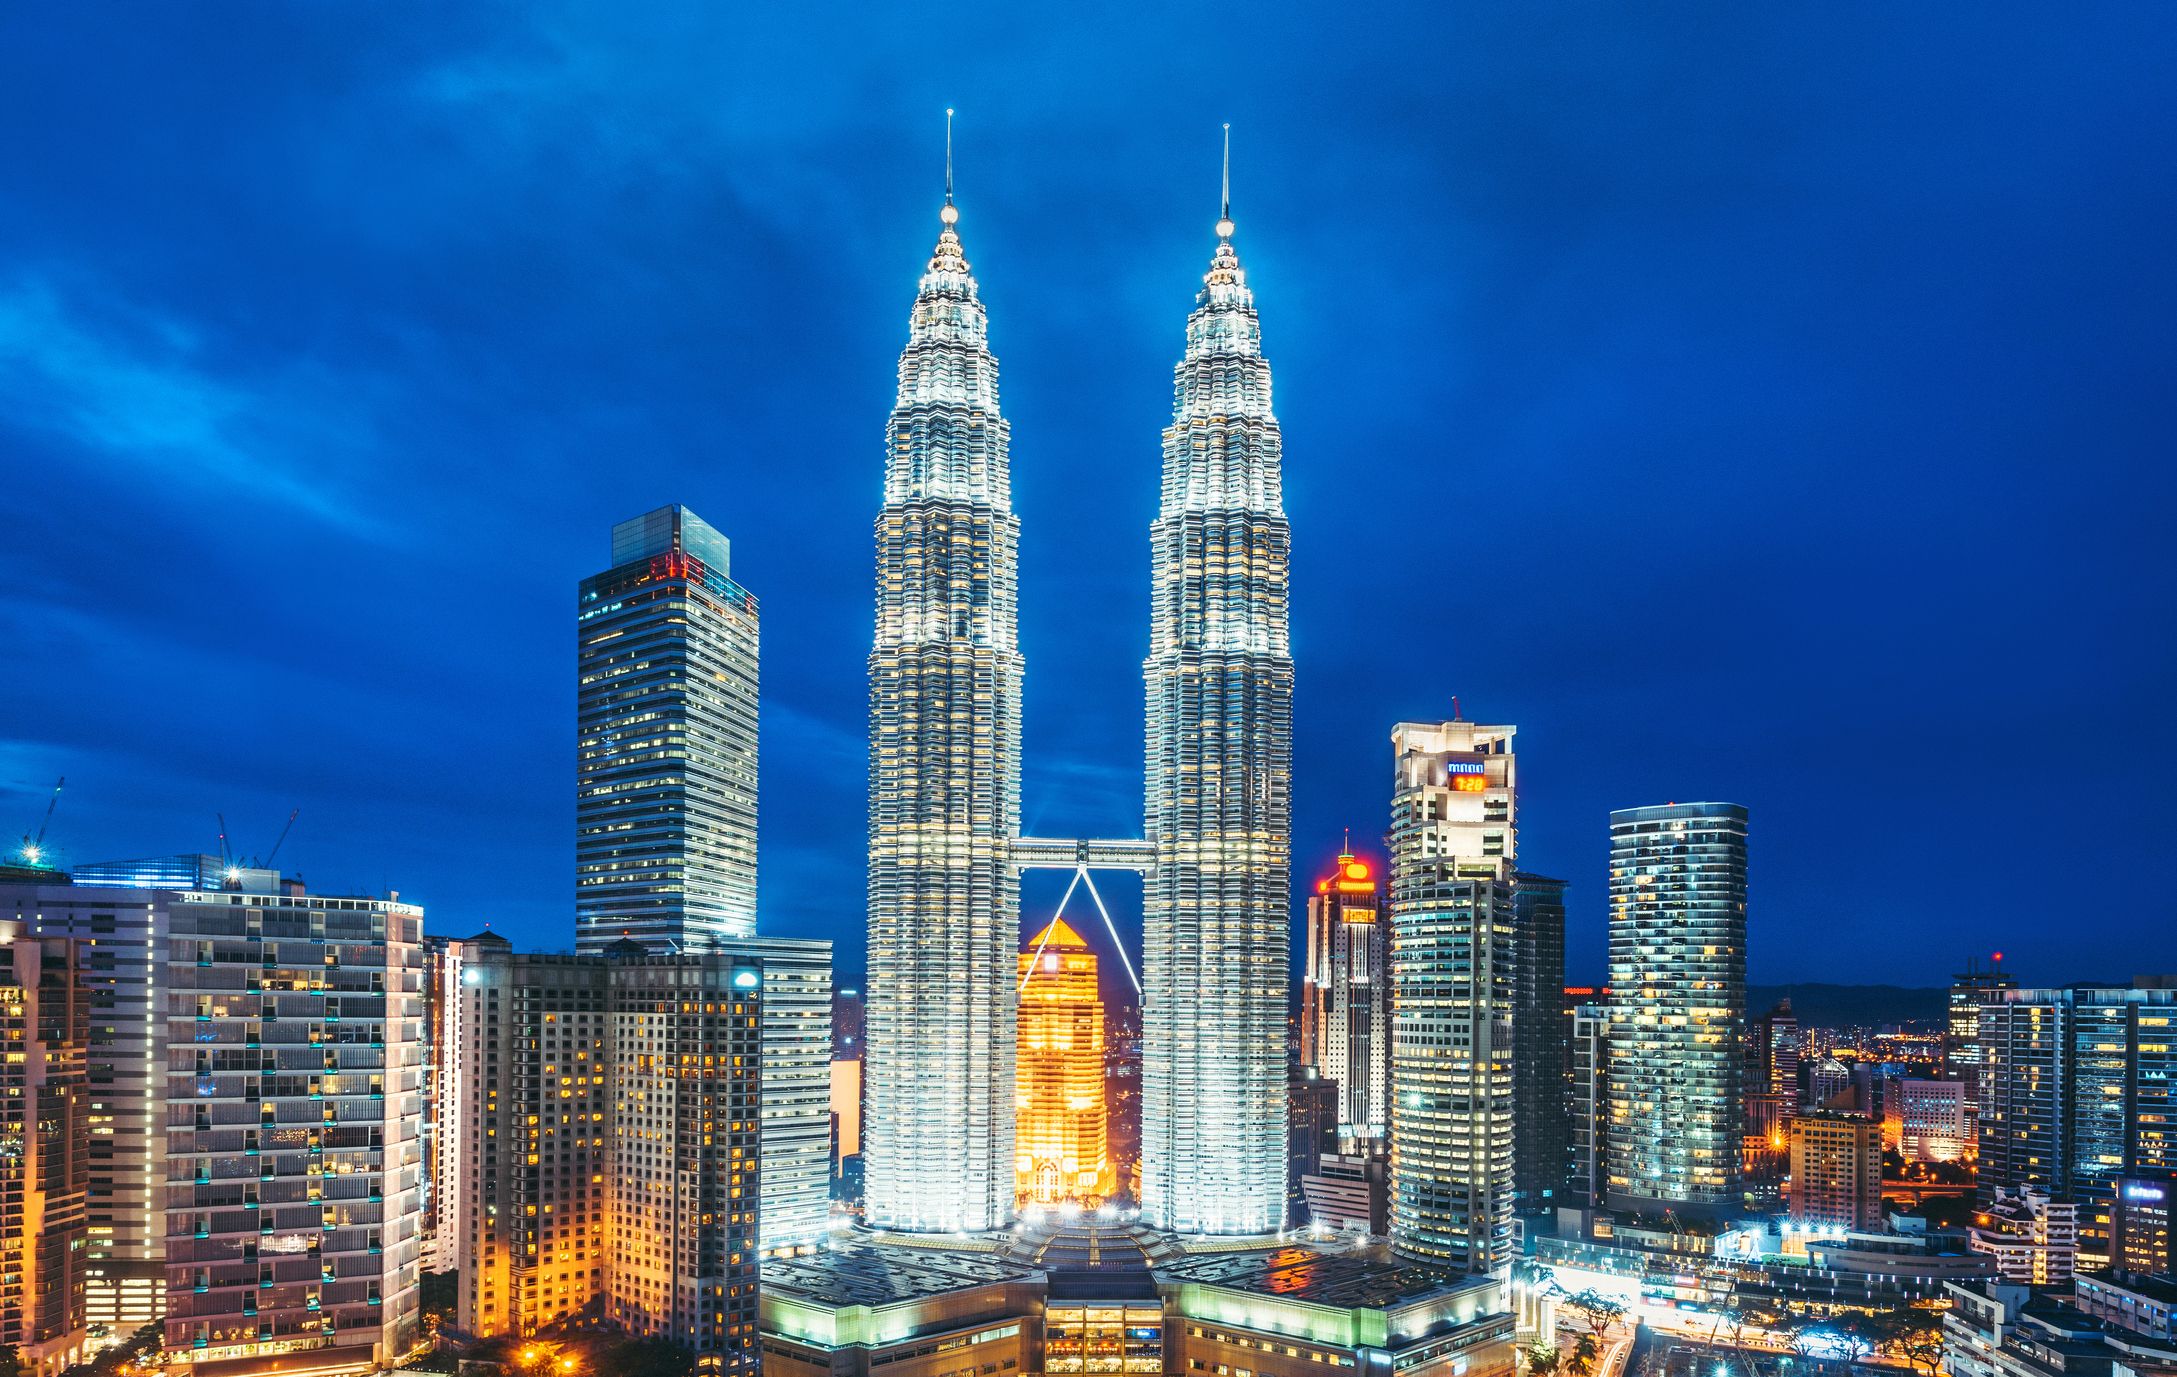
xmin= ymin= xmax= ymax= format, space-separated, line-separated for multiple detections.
xmin=1387 ymin=720 xmax=1517 ymax=1271
xmin=1978 ymin=984 xmax=2177 ymax=1270
xmin=1141 ymin=211 xmax=1293 ymax=1236
xmin=1604 ymin=802 xmax=1748 ymax=1219
xmin=1511 ymin=872 xmax=1568 ymax=1211
xmin=865 ymin=195 xmax=1023 ymax=1233
xmin=576 ymin=504 xmax=759 ymax=953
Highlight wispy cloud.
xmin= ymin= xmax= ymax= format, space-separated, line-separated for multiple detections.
xmin=0 ymin=276 xmax=382 ymax=534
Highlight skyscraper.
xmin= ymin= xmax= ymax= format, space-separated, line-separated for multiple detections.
xmin=454 ymin=938 xmax=828 ymax=1366
xmin=1745 ymin=999 xmax=1800 ymax=1135
xmin=1605 ymin=802 xmax=1748 ymax=1220
xmin=4 ymin=880 xmax=172 ymax=1336
xmin=864 ymin=174 xmax=1023 ymax=1233
xmin=0 ymin=921 xmax=90 ymax=1377
xmin=1388 ymin=717 xmax=1517 ymax=1272
xmin=1511 ymin=872 xmax=1568 ymax=1212
xmin=420 ymin=928 xmax=509 ymax=1275
xmin=1948 ymin=958 xmax=2016 ymax=1115
xmin=1566 ymin=999 xmax=1611 ymax=1210
xmin=1142 ymin=173 xmax=1294 ymax=1237
xmin=1978 ymin=982 xmax=2177 ymax=1269
xmin=1016 ymin=918 xmax=1110 ymax=1205
xmin=162 ymin=886 xmax=425 ymax=1373
xmin=576 ymin=504 xmax=760 ymax=953
xmin=1302 ymin=847 xmax=1389 ymax=1148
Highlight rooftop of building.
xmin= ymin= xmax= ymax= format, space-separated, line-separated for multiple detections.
xmin=998 ymin=1220 xmax=1182 ymax=1272
xmin=1022 ymin=916 xmax=1090 ymax=952
xmin=1156 ymin=1241 xmax=1482 ymax=1311
xmin=2083 ymin=1273 xmax=2177 ymax=1306
xmin=761 ymin=1238 xmax=1041 ymax=1308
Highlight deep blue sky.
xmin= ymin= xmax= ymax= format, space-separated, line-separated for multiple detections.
xmin=4 ymin=5 xmax=2173 ymax=988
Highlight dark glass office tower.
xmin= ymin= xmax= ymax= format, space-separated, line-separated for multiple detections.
xmin=1512 ymin=872 xmax=1568 ymax=1211
xmin=576 ymin=505 xmax=759 ymax=953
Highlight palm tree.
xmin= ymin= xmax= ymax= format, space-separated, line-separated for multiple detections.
xmin=1566 ymin=1332 xmax=1601 ymax=1377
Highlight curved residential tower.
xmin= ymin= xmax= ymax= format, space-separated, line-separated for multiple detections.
xmin=1141 ymin=193 xmax=1294 ymax=1234
xmin=864 ymin=187 xmax=1024 ymax=1232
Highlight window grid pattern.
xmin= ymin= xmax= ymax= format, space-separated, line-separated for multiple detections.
xmin=865 ymin=207 xmax=1022 ymax=1233
xmin=1142 ymin=220 xmax=1293 ymax=1236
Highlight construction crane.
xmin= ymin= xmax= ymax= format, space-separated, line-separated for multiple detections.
xmin=18 ymin=776 xmax=64 ymax=866
xmin=263 ymin=809 xmax=299 ymax=869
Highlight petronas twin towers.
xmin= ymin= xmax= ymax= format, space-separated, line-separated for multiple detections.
xmin=865 ymin=139 xmax=1293 ymax=1236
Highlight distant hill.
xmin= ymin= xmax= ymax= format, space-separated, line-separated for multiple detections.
xmin=1749 ymin=983 xmax=1946 ymax=1029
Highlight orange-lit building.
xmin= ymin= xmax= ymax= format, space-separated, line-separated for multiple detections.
xmin=1017 ymin=919 xmax=1111 ymax=1205
xmin=1788 ymin=1111 xmax=1884 ymax=1233
xmin=1301 ymin=849 xmax=1388 ymax=1147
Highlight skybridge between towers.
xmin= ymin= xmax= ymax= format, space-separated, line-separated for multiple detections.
xmin=1010 ymin=836 xmax=1156 ymax=874
xmin=1010 ymin=836 xmax=1154 ymax=996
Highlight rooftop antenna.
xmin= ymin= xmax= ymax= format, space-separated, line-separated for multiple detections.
xmin=941 ymin=107 xmax=958 ymax=224
xmin=1217 ymin=122 xmax=1234 ymax=236
xmin=1452 ymin=695 xmax=1462 ymax=721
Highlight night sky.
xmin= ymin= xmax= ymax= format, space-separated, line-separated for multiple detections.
xmin=4 ymin=5 xmax=2173 ymax=989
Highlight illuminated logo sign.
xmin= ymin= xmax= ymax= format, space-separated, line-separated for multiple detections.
xmin=2124 ymin=1182 xmax=2168 ymax=1203
xmin=1445 ymin=760 xmax=1488 ymax=793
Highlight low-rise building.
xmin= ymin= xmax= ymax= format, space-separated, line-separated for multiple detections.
xmin=1943 ymin=1281 xmax=2128 ymax=1377
xmin=1950 ymin=1279 xmax=2177 ymax=1377
xmin=1972 ymin=1186 xmax=2079 ymax=1287
xmin=2077 ymin=1274 xmax=2177 ymax=1349
xmin=1892 ymin=1078 xmax=1972 ymax=1164
xmin=1535 ymin=1210 xmax=1991 ymax=1317
xmin=1789 ymin=1112 xmax=1883 ymax=1233
xmin=760 ymin=1224 xmax=1515 ymax=1377
xmin=1301 ymin=1153 xmax=1389 ymax=1237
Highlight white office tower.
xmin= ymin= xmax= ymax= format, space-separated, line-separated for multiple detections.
xmin=864 ymin=178 xmax=1023 ymax=1232
xmin=1387 ymin=718 xmax=1518 ymax=1274
xmin=1142 ymin=189 xmax=1294 ymax=1235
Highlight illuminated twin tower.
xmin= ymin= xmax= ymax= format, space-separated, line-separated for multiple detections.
xmin=865 ymin=134 xmax=1293 ymax=1236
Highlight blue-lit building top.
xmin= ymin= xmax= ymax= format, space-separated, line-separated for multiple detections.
xmin=69 ymin=854 xmax=283 ymax=893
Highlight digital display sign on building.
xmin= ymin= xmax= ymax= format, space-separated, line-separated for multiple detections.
xmin=1444 ymin=759 xmax=1488 ymax=793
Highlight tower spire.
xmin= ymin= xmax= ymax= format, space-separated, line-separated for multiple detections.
xmin=1217 ymin=122 xmax=1233 ymax=238
xmin=942 ymin=106 xmax=957 ymax=222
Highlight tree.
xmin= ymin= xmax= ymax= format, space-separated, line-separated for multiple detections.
xmin=1516 ymin=1258 xmax=1561 ymax=1299
xmin=1859 ymin=1308 xmax=1945 ymax=1375
xmin=1563 ymin=1291 xmax=1628 ymax=1342
xmin=0 ymin=1344 xmax=22 ymax=1377
xmin=1527 ymin=1343 xmax=1563 ymax=1377
xmin=1566 ymin=1332 xmax=1601 ymax=1377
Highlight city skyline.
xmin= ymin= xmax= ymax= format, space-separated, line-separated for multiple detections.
xmin=6 ymin=8 xmax=2177 ymax=990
